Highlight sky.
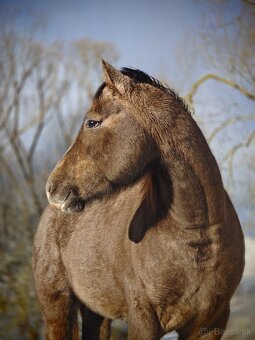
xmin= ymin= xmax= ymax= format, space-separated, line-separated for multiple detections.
xmin=0 ymin=0 xmax=242 ymax=88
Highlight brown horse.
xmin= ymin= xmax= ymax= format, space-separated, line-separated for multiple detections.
xmin=33 ymin=61 xmax=245 ymax=340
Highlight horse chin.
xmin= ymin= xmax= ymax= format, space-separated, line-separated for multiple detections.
xmin=61 ymin=197 xmax=85 ymax=213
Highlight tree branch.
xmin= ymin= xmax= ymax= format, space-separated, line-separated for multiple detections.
xmin=13 ymin=65 xmax=36 ymax=134
xmin=0 ymin=62 xmax=36 ymax=131
xmin=3 ymin=125 xmax=43 ymax=215
xmin=0 ymin=151 xmax=30 ymax=223
xmin=208 ymin=114 xmax=255 ymax=143
xmin=27 ymin=78 xmax=46 ymax=166
xmin=4 ymin=126 xmax=30 ymax=179
xmin=56 ymin=110 xmax=72 ymax=147
xmin=186 ymin=74 xmax=255 ymax=106
xmin=223 ymin=129 xmax=255 ymax=180
xmin=0 ymin=114 xmax=54 ymax=151
xmin=242 ymin=0 xmax=255 ymax=6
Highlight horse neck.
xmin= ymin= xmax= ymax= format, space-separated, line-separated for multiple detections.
xmin=163 ymin=114 xmax=224 ymax=227
xmin=154 ymin=112 xmax=224 ymax=228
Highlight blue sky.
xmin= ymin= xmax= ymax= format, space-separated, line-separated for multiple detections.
xmin=0 ymin=0 xmax=242 ymax=87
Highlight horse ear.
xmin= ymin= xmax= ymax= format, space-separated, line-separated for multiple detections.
xmin=101 ymin=59 xmax=132 ymax=94
xmin=128 ymin=171 xmax=172 ymax=243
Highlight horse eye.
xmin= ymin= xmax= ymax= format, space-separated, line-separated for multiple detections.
xmin=86 ymin=120 xmax=101 ymax=129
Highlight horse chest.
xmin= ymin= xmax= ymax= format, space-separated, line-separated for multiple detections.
xmin=62 ymin=231 xmax=128 ymax=319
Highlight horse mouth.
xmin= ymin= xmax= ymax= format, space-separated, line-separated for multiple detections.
xmin=60 ymin=191 xmax=85 ymax=213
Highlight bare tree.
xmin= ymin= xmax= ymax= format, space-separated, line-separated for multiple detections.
xmin=0 ymin=17 xmax=118 ymax=339
xmin=0 ymin=32 xmax=62 ymax=216
xmin=54 ymin=38 xmax=118 ymax=148
xmin=184 ymin=0 xmax=255 ymax=181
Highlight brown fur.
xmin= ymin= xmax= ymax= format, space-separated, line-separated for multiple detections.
xmin=33 ymin=61 xmax=245 ymax=339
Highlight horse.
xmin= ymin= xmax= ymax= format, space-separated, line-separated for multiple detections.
xmin=33 ymin=61 xmax=245 ymax=340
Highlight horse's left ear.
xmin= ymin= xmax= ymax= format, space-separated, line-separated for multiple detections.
xmin=101 ymin=59 xmax=132 ymax=94
xmin=128 ymin=171 xmax=172 ymax=243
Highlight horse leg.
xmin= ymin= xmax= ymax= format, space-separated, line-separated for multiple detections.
xmin=80 ymin=305 xmax=111 ymax=340
xmin=177 ymin=304 xmax=230 ymax=340
xmin=127 ymin=299 xmax=161 ymax=340
xmin=39 ymin=288 xmax=79 ymax=340
xmin=33 ymin=246 xmax=79 ymax=339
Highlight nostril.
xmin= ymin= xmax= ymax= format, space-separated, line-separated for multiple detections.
xmin=46 ymin=180 xmax=55 ymax=195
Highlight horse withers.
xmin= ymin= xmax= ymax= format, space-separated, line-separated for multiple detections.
xmin=33 ymin=61 xmax=245 ymax=340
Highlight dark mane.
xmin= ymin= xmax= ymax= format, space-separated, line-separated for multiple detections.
xmin=121 ymin=67 xmax=172 ymax=95
xmin=94 ymin=67 xmax=191 ymax=114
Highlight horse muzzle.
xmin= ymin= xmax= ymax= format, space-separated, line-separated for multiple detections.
xmin=46 ymin=180 xmax=85 ymax=213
